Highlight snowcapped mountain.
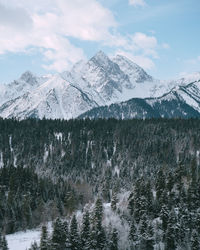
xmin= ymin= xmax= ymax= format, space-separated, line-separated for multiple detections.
xmin=0 ymin=71 xmax=50 ymax=106
xmin=79 ymin=80 xmax=200 ymax=119
xmin=0 ymin=51 xmax=200 ymax=120
xmin=63 ymin=51 xmax=147 ymax=105
xmin=112 ymin=54 xmax=153 ymax=83
xmin=0 ymin=75 xmax=98 ymax=120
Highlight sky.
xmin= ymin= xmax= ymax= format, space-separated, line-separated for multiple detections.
xmin=0 ymin=0 xmax=200 ymax=83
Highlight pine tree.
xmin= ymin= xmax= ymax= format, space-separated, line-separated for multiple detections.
xmin=165 ymin=211 xmax=176 ymax=250
xmin=51 ymin=218 xmax=66 ymax=250
xmin=81 ymin=211 xmax=91 ymax=250
xmin=145 ymin=223 xmax=154 ymax=250
xmin=129 ymin=220 xmax=137 ymax=243
xmin=22 ymin=193 xmax=32 ymax=228
xmin=94 ymin=198 xmax=103 ymax=223
xmin=111 ymin=193 xmax=118 ymax=212
xmin=191 ymin=229 xmax=200 ymax=250
xmin=70 ymin=214 xmax=80 ymax=250
xmin=40 ymin=225 xmax=49 ymax=250
xmin=63 ymin=220 xmax=71 ymax=249
xmin=109 ymin=228 xmax=118 ymax=250
xmin=92 ymin=198 xmax=106 ymax=249
xmin=160 ymin=205 xmax=169 ymax=231
xmin=1 ymin=235 xmax=9 ymax=250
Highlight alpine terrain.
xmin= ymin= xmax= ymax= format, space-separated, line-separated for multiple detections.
xmin=1 ymin=51 xmax=200 ymax=120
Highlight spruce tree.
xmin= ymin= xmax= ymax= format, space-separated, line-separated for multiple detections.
xmin=145 ymin=223 xmax=154 ymax=250
xmin=40 ymin=225 xmax=49 ymax=250
xmin=81 ymin=211 xmax=91 ymax=250
xmin=160 ymin=205 xmax=169 ymax=231
xmin=1 ymin=235 xmax=8 ymax=250
xmin=191 ymin=229 xmax=200 ymax=250
xmin=111 ymin=193 xmax=118 ymax=212
xmin=51 ymin=218 xmax=66 ymax=250
xmin=70 ymin=214 xmax=80 ymax=250
xmin=92 ymin=198 xmax=106 ymax=249
xmin=63 ymin=220 xmax=71 ymax=249
xmin=165 ymin=211 xmax=176 ymax=250
xmin=129 ymin=220 xmax=137 ymax=242
xmin=109 ymin=228 xmax=118 ymax=250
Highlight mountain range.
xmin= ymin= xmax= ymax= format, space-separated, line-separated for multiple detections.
xmin=1 ymin=51 xmax=200 ymax=120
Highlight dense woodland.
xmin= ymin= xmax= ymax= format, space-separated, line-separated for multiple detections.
xmin=0 ymin=118 xmax=200 ymax=249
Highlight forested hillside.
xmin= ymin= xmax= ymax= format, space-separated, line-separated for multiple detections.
xmin=0 ymin=118 xmax=200 ymax=249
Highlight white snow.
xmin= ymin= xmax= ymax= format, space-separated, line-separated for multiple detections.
xmin=9 ymin=136 xmax=17 ymax=167
xmin=7 ymin=228 xmax=41 ymax=250
xmin=54 ymin=132 xmax=63 ymax=141
xmin=7 ymin=223 xmax=52 ymax=250
xmin=114 ymin=166 xmax=120 ymax=177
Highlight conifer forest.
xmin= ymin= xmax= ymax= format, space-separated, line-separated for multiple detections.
xmin=0 ymin=118 xmax=200 ymax=249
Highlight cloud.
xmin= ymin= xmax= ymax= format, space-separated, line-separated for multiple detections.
xmin=0 ymin=3 xmax=32 ymax=30
xmin=108 ymin=32 xmax=162 ymax=70
xmin=131 ymin=32 xmax=158 ymax=58
xmin=0 ymin=0 xmax=116 ymax=72
xmin=129 ymin=0 xmax=146 ymax=7
xmin=0 ymin=0 xmax=168 ymax=73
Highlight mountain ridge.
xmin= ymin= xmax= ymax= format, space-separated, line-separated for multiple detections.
xmin=0 ymin=51 xmax=200 ymax=120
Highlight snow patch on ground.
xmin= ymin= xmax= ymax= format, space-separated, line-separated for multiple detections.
xmin=7 ymin=228 xmax=41 ymax=250
xmin=7 ymin=223 xmax=52 ymax=250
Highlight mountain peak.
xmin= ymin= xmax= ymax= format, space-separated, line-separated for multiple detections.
xmin=90 ymin=50 xmax=111 ymax=65
xmin=94 ymin=50 xmax=107 ymax=58
xmin=20 ymin=71 xmax=37 ymax=85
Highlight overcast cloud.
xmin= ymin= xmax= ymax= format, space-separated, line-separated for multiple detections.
xmin=0 ymin=0 xmax=165 ymax=71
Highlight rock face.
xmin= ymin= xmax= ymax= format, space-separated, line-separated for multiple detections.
xmin=0 ymin=51 xmax=200 ymax=120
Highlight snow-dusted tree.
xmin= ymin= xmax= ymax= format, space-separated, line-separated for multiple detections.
xmin=160 ymin=205 xmax=169 ymax=231
xmin=129 ymin=220 xmax=138 ymax=249
xmin=92 ymin=198 xmax=106 ymax=249
xmin=70 ymin=214 xmax=80 ymax=250
xmin=40 ymin=225 xmax=49 ymax=250
xmin=165 ymin=211 xmax=176 ymax=250
xmin=63 ymin=220 xmax=71 ymax=249
xmin=145 ymin=223 xmax=154 ymax=250
xmin=191 ymin=229 xmax=200 ymax=250
xmin=51 ymin=218 xmax=66 ymax=250
xmin=1 ymin=235 xmax=9 ymax=250
xmin=81 ymin=210 xmax=91 ymax=250
xmin=195 ymin=211 xmax=200 ymax=234
xmin=111 ymin=193 xmax=118 ymax=212
xmin=109 ymin=228 xmax=118 ymax=250
xmin=94 ymin=198 xmax=103 ymax=223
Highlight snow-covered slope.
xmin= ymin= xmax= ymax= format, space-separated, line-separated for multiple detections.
xmin=112 ymin=54 xmax=153 ymax=83
xmin=0 ymin=51 xmax=200 ymax=120
xmin=0 ymin=75 xmax=98 ymax=120
xmin=0 ymin=71 xmax=50 ymax=106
